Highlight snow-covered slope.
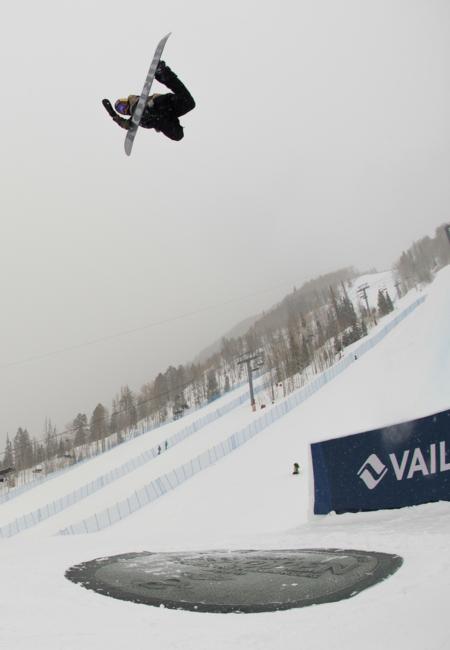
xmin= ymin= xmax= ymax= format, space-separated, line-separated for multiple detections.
xmin=0 ymin=268 xmax=449 ymax=650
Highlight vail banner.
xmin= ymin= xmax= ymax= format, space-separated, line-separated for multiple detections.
xmin=311 ymin=408 xmax=450 ymax=515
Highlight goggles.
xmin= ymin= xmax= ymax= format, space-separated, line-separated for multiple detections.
xmin=114 ymin=99 xmax=130 ymax=115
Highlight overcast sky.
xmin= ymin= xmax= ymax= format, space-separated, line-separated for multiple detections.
xmin=0 ymin=0 xmax=449 ymax=446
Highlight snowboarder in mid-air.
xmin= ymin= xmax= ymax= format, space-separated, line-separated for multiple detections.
xmin=102 ymin=61 xmax=195 ymax=141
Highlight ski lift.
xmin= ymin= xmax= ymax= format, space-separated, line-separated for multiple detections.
xmin=0 ymin=466 xmax=15 ymax=477
xmin=250 ymin=349 xmax=265 ymax=372
xmin=0 ymin=466 xmax=15 ymax=483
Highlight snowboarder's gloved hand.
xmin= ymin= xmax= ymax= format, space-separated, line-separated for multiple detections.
xmin=102 ymin=98 xmax=130 ymax=130
xmin=102 ymin=99 xmax=116 ymax=118
xmin=155 ymin=60 xmax=171 ymax=84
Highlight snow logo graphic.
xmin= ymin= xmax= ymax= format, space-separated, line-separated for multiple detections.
xmin=357 ymin=454 xmax=388 ymax=490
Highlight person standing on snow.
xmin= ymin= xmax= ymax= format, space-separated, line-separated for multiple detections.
xmin=102 ymin=61 xmax=195 ymax=141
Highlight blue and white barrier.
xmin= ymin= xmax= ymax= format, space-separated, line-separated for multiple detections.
xmin=0 ymin=380 xmax=264 ymax=538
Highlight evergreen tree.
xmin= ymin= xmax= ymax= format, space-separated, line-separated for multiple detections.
xmin=301 ymin=335 xmax=311 ymax=368
xmin=44 ymin=419 xmax=58 ymax=460
xmin=110 ymin=399 xmax=120 ymax=435
xmin=329 ymin=286 xmax=341 ymax=327
xmin=287 ymin=317 xmax=301 ymax=378
xmin=349 ymin=320 xmax=362 ymax=343
xmin=2 ymin=435 xmax=14 ymax=468
xmin=206 ymin=370 xmax=219 ymax=402
xmin=385 ymin=290 xmax=394 ymax=313
xmin=315 ymin=318 xmax=325 ymax=347
xmin=153 ymin=373 xmax=169 ymax=412
xmin=334 ymin=336 xmax=343 ymax=355
xmin=57 ymin=439 xmax=66 ymax=458
xmin=164 ymin=366 xmax=179 ymax=404
xmin=33 ymin=440 xmax=45 ymax=465
xmin=340 ymin=295 xmax=357 ymax=329
xmin=13 ymin=428 xmax=33 ymax=470
xmin=434 ymin=224 xmax=450 ymax=267
xmin=190 ymin=364 xmax=205 ymax=407
xmin=73 ymin=413 xmax=88 ymax=446
xmin=137 ymin=382 xmax=154 ymax=421
xmin=90 ymin=404 xmax=109 ymax=442
xmin=325 ymin=307 xmax=339 ymax=340
xmin=119 ymin=385 xmax=137 ymax=429
xmin=244 ymin=327 xmax=259 ymax=354
xmin=377 ymin=290 xmax=389 ymax=316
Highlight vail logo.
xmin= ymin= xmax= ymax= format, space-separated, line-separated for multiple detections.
xmin=357 ymin=454 xmax=388 ymax=490
xmin=358 ymin=442 xmax=450 ymax=490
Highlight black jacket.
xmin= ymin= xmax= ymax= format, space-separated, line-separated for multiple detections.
xmin=129 ymin=94 xmax=186 ymax=141
xmin=111 ymin=65 xmax=195 ymax=141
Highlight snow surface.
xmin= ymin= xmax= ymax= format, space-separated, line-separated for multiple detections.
xmin=1 ymin=269 xmax=449 ymax=650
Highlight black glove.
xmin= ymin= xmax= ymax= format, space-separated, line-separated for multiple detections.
xmin=102 ymin=99 xmax=116 ymax=118
xmin=102 ymin=98 xmax=130 ymax=130
xmin=155 ymin=60 xmax=171 ymax=84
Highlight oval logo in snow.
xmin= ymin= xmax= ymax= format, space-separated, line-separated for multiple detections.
xmin=65 ymin=549 xmax=402 ymax=613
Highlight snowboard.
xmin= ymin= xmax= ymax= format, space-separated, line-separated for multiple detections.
xmin=124 ymin=32 xmax=171 ymax=156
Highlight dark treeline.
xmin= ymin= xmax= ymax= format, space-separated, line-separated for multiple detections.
xmin=0 ymin=359 xmax=228 ymax=478
xmin=2 ymin=223 xmax=449 ymax=482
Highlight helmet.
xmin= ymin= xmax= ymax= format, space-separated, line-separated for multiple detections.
xmin=114 ymin=98 xmax=130 ymax=115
